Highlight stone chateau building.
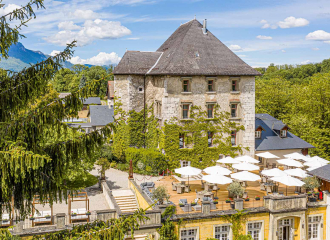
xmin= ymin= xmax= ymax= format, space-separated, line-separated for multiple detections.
xmin=113 ymin=19 xmax=261 ymax=156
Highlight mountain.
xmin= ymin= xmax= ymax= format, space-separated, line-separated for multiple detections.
xmin=0 ymin=42 xmax=104 ymax=72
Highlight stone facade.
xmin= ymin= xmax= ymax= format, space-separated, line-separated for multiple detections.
xmin=114 ymin=74 xmax=255 ymax=156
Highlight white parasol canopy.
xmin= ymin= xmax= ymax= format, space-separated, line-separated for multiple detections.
xmin=309 ymin=156 xmax=329 ymax=164
xmin=202 ymin=174 xmax=233 ymax=185
xmin=284 ymin=152 xmax=309 ymax=161
xmin=217 ymin=156 xmax=241 ymax=164
xmin=270 ymin=175 xmax=304 ymax=187
xmin=232 ymin=162 xmax=259 ymax=171
xmin=203 ymin=166 xmax=231 ymax=176
xmin=304 ymin=160 xmax=327 ymax=168
xmin=231 ymin=171 xmax=261 ymax=181
xmin=261 ymin=168 xmax=287 ymax=177
xmin=175 ymin=166 xmax=202 ymax=176
xmin=235 ymin=155 xmax=259 ymax=164
xmin=284 ymin=168 xmax=308 ymax=178
xmin=307 ymin=166 xmax=320 ymax=171
xmin=277 ymin=159 xmax=303 ymax=167
xmin=256 ymin=152 xmax=279 ymax=159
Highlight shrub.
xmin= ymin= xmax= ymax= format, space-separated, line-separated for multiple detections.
xmin=227 ymin=182 xmax=244 ymax=199
xmin=110 ymin=162 xmax=116 ymax=168
xmin=303 ymin=176 xmax=320 ymax=192
xmin=116 ymin=163 xmax=129 ymax=171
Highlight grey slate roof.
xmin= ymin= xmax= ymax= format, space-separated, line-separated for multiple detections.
xmin=255 ymin=114 xmax=314 ymax=151
xmin=83 ymin=97 xmax=101 ymax=105
xmin=114 ymin=19 xmax=261 ymax=76
xmin=89 ymin=105 xmax=114 ymax=126
xmin=309 ymin=164 xmax=330 ymax=182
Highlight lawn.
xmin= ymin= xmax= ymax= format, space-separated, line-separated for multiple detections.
xmin=65 ymin=172 xmax=99 ymax=190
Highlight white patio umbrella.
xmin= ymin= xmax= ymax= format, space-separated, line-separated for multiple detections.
xmin=217 ymin=156 xmax=241 ymax=164
xmin=256 ymin=152 xmax=279 ymax=159
xmin=232 ymin=162 xmax=259 ymax=171
xmin=202 ymin=174 xmax=233 ymax=185
xmin=284 ymin=152 xmax=308 ymax=161
xmin=277 ymin=159 xmax=303 ymax=168
xmin=270 ymin=175 xmax=304 ymax=195
xmin=304 ymin=160 xmax=327 ymax=168
xmin=309 ymin=156 xmax=329 ymax=164
xmin=175 ymin=166 xmax=202 ymax=187
xmin=203 ymin=166 xmax=231 ymax=176
xmin=235 ymin=155 xmax=259 ymax=164
xmin=284 ymin=168 xmax=308 ymax=179
xmin=261 ymin=168 xmax=287 ymax=177
xmin=307 ymin=166 xmax=320 ymax=171
xmin=231 ymin=171 xmax=261 ymax=181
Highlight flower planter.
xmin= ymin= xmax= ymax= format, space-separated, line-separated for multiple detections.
xmin=213 ymin=202 xmax=218 ymax=204
xmin=308 ymin=197 xmax=317 ymax=202
xmin=225 ymin=200 xmax=231 ymax=203
xmin=191 ymin=203 xmax=197 ymax=207
xmin=71 ymin=214 xmax=77 ymax=217
xmin=255 ymin=198 xmax=260 ymax=201
xmin=29 ymin=218 xmax=35 ymax=221
xmin=45 ymin=216 xmax=51 ymax=219
xmin=245 ymin=199 xmax=250 ymax=202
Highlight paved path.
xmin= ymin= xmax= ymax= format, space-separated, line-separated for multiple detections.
xmin=90 ymin=166 xmax=164 ymax=190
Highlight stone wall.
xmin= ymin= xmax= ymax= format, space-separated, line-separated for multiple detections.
xmin=114 ymin=74 xmax=256 ymax=156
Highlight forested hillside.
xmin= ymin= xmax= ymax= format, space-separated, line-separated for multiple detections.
xmin=255 ymin=59 xmax=330 ymax=160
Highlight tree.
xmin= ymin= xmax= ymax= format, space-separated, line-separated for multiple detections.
xmin=96 ymin=157 xmax=111 ymax=180
xmin=303 ymin=176 xmax=320 ymax=192
xmin=227 ymin=182 xmax=244 ymax=199
xmin=0 ymin=1 xmax=111 ymax=217
xmin=152 ymin=186 xmax=170 ymax=205
xmin=78 ymin=74 xmax=87 ymax=90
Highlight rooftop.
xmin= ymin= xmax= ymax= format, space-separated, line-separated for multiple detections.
xmin=83 ymin=97 xmax=101 ymax=105
xmin=114 ymin=19 xmax=261 ymax=76
xmin=256 ymin=113 xmax=315 ymax=151
xmin=89 ymin=105 xmax=114 ymax=126
xmin=309 ymin=164 xmax=330 ymax=182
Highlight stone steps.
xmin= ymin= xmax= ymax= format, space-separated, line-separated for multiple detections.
xmin=113 ymin=190 xmax=138 ymax=213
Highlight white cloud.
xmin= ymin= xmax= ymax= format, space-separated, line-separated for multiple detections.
xmin=325 ymin=41 xmax=330 ymax=44
xmin=58 ymin=21 xmax=81 ymax=31
xmin=69 ymin=52 xmax=121 ymax=65
xmin=229 ymin=45 xmax=242 ymax=52
xmin=281 ymin=50 xmax=286 ymax=53
xmin=127 ymin=37 xmax=140 ymax=40
xmin=306 ymin=30 xmax=330 ymax=41
xmin=72 ymin=9 xmax=98 ymax=20
xmin=301 ymin=60 xmax=310 ymax=64
xmin=0 ymin=4 xmax=20 ymax=16
xmin=278 ymin=16 xmax=309 ymax=28
xmin=312 ymin=48 xmax=320 ymax=51
xmin=50 ymin=50 xmax=61 ymax=56
xmin=257 ymin=35 xmax=272 ymax=40
xmin=46 ymin=19 xmax=131 ymax=46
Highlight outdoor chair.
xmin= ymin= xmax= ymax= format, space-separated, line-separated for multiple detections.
xmin=272 ymin=163 xmax=277 ymax=168
xmin=177 ymin=187 xmax=183 ymax=194
xmin=266 ymin=186 xmax=272 ymax=194
xmin=172 ymin=182 xmax=177 ymax=191
xmin=181 ymin=204 xmax=191 ymax=212
xmin=242 ymin=181 xmax=247 ymax=187
xmin=179 ymin=199 xmax=188 ymax=205
xmin=146 ymin=182 xmax=155 ymax=189
xmin=262 ymin=177 xmax=266 ymax=183
xmin=185 ymin=185 xmax=190 ymax=193
xmin=260 ymin=184 xmax=266 ymax=191
xmin=243 ymin=192 xmax=248 ymax=199
xmin=201 ymin=180 xmax=204 ymax=189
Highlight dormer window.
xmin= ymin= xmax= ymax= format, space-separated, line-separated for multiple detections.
xmin=255 ymin=130 xmax=261 ymax=138
xmin=208 ymin=80 xmax=214 ymax=91
xmin=280 ymin=130 xmax=287 ymax=138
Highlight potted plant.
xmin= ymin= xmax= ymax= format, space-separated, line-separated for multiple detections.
xmin=255 ymin=195 xmax=261 ymax=201
xmin=314 ymin=192 xmax=320 ymax=200
xmin=307 ymin=192 xmax=313 ymax=196
xmin=29 ymin=215 xmax=35 ymax=221
xmin=86 ymin=210 xmax=91 ymax=216
xmin=245 ymin=197 xmax=250 ymax=202
xmin=191 ymin=202 xmax=197 ymax=206
xmin=225 ymin=199 xmax=231 ymax=203
xmin=71 ymin=211 xmax=77 ymax=216
xmin=179 ymin=203 xmax=184 ymax=207
xmin=227 ymin=182 xmax=244 ymax=199
xmin=213 ymin=200 xmax=218 ymax=204
xmin=152 ymin=186 xmax=170 ymax=205
xmin=303 ymin=176 xmax=320 ymax=194
xmin=45 ymin=214 xmax=51 ymax=219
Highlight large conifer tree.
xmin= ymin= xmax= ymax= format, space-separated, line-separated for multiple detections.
xmin=0 ymin=0 xmax=111 ymax=217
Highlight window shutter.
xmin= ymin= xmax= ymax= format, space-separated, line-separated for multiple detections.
xmin=188 ymin=161 xmax=191 ymax=166
xmin=180 ymin=160 xmax=183 ymax=168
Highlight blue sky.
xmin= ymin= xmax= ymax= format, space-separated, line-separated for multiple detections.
xmin=2 ymin=0 xmax=330 ymax=67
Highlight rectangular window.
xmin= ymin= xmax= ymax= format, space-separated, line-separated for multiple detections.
xmin=182 ymin=104 xmax=189 ymax=119
xmin=248 ymin=222 xmax=262 ymax=240
xmin=231 ymin=104 xmax=237 ymax=118
xmin=182 ymin=161 xmax=189 ymax=167
xmin=232 ymin=80 xmax=238 ymax=91
xmin=215 ymin=225 xmax=230 ymax=240
xmin=231 ymin=131 xmax=237 ymax=146
xmin=181 ymin=229 xmax=197 ymax=240
xmin=208 ymin=80 xmax=214 ymax=91
xmin=155 ymin=101 xmax=162 ymax=118
xmin=207 ymin=104 xmax=214 ymax=118
xmin=255 ymin=131 xmax=261 ymax=138
xmin=183 ymin=80 xmax=190 ymax=92
xmin=179 ymin=134 xmax=185 ymax=149
xmin=208 ymin=131 xmax=213 ymax=147
xmin=308 ymin=216 xmax=321 ymax=240
xmin=280 ymin=130 xmax=287 ymax=138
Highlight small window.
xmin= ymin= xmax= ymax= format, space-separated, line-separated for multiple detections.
xmin=182 ymin=160 xmax=189 ymax=167
xmin=258 ymin=157 xmax=263 ymax=164
xmin=248 ymin=222 xmax=262 ymax=240
xmin=208 ymin=131 xmax=213 ymax=147
xmin=183 ymin=80 xmax=190 ymax=92
xmin=182 ymin=104 xmax=190 ymax=119
xmin=280 ymin=130 xmax=287 ymax=138
xmin=232 ymin=80 xmax=238 ymax=91
xmin=255 ymin=130 xmax=261 ymax=138
xmin=208 ymin=80 xmax=214 ymax=92
xmin=215 ymin=225 xmax=230 ymax=240
xmin=181 ymin=229 xmax=197 ymax=240
xmin=207 ymin=104 xmax=214 ymax=118
xmin=231 ymin=131 xmax=237 ymax=146
xmin=155 ymin=101 xmax=162 ymax=118
xmin=179 ymin=134 xmax=185 ymax=149
xmin=138 ymin=86 xmax=143 ymax=92
xmin=308 ymin=216 xmax=321 ymax=240
xmin=231 ymin=104 xmax=238 ymax=118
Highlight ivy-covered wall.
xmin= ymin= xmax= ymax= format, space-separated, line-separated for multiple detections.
xmin=113 ymin=100 xmax=245 ymax=172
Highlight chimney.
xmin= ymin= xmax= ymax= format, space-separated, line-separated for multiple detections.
xmin=202 ymin=19 xmax=207 ymax=34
